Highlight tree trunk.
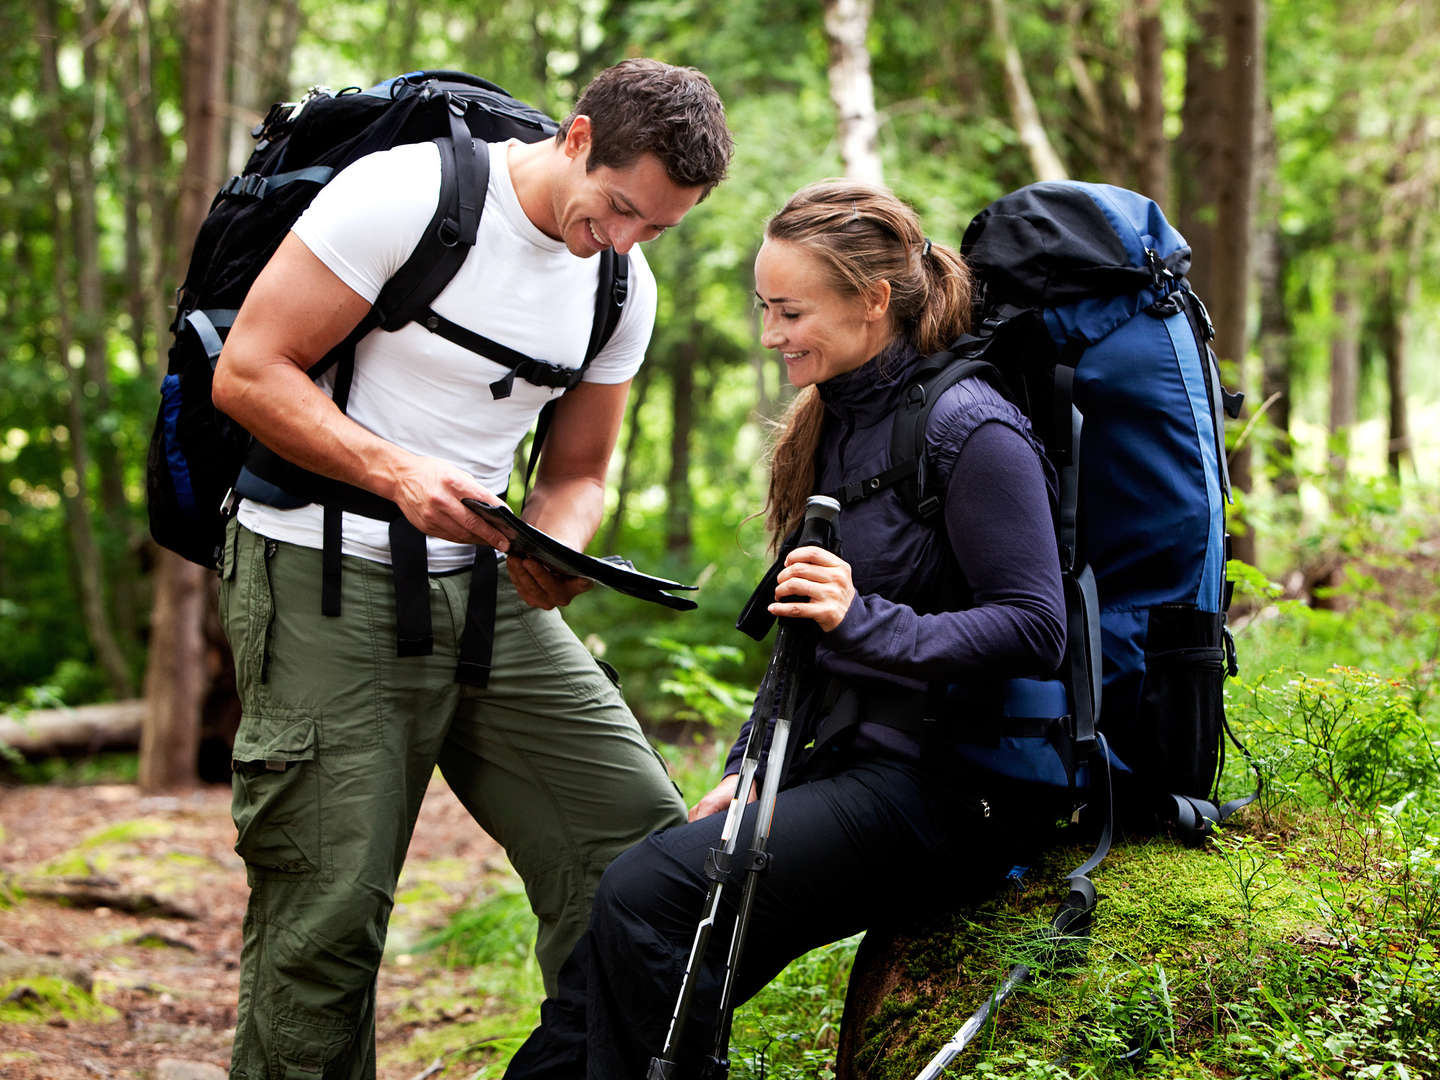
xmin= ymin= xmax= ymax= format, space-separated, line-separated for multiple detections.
xmin=604 ymin=365 xmax=653 ymax=555
xmin=665 ymin=339 xmax=696 ymax=556
xmin=823 ymin=0 xmax=883 ymax=184
xmin=1176 ymin=1 xmax=1221 ymax=306
xmin=1134 ymin=0 xmax=1168 ymax=204
xmin=122 ymin=2 xmax=159 ymax=383
xmin=76 ymin=0 xmax=146 ymax=651
xmin=1254 ymin=101 xmax=1296 ymax=499
xmin=1327 ymin=284 xmax=1360 ymax=485
xmin=1213 ymin=0 xmax=1263 ymax=567
xmin=1378 ymin=268 xmax=1413 ymax=482
xmin=139 ymin=0 xmax=232 ymax=793
xmin=989 ymin=0 xmax=1067 ymax=181
xmin=1255 ymin=218 xmax=1297 ymax=499
xmin=38 ymin=0 xmax=136 ymax=699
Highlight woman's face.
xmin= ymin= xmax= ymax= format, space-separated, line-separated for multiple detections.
xmin=753 ymin=238 xmax=890 ymax=388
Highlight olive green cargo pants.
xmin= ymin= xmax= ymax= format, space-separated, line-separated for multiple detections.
xmin=219 ymin=522 xmax=686 ymax=1079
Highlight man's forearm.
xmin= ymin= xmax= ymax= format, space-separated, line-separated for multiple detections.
xmin=519 ymin=474 xmax=608 ymax=552
xmin=216 ymin=355 xmax=414 ymax=499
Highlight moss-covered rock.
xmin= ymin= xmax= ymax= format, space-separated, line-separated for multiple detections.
xmin=836 ymin=831 xmax=1310 ymax=1079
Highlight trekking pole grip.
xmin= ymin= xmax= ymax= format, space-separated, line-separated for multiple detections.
xmin=795 ymin=494 xmax=841 ymax=554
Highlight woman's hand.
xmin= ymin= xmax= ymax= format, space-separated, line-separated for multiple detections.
xmin=768 ymin=546 xmax=856 ymax=632
xmin=688 ymin=772 xmax=756 ymax=822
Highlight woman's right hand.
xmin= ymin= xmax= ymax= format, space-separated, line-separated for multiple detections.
xmin=688 ymin=772 xmax=756 ymax=822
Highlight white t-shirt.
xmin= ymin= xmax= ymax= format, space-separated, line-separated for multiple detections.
xmin=237 ymin=140 xmax=658 ymax=571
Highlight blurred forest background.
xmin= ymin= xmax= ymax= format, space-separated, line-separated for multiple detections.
xmin=0 ymin=0 xmax=1436 ymax=788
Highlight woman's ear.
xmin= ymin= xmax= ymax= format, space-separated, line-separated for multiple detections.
xmin=863 ymin=279 xmax=892 ymax=323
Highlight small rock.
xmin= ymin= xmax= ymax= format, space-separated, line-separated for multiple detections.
xmin=153 ymin=1059 xmax=227 ymax=1080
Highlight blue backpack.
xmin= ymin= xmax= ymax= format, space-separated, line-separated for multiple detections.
xmin=885 ymin=182 xmax=1255 ymax=856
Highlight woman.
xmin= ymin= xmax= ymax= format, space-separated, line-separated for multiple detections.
xmin=504 ymin=180 xmax=1066 ymax=1078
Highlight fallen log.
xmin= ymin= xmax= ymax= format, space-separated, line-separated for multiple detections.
xmin=5 ymin=873 xmax=200 ymax=920
xmin=0 ymin=700 xmax=146 ymax=757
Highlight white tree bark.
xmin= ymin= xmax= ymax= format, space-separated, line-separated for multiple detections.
xmin=823 ymin=0 xmax=883 ymax=184
xmin=988 ymin=0 xmax=1068 ymax=182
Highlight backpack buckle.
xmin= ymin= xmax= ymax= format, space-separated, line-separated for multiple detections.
xmin=1144 ymin=248 xmax=1175 ymax=293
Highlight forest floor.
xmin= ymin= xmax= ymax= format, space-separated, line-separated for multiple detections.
xmin=0 ymin=775 xmax=515 ymax=1080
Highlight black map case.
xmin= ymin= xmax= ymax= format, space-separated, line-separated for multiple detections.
xmin=462 ymin=499 xmax=698 ymax=611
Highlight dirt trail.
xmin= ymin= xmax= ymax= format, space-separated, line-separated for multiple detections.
xmin=0 ymin=777 xmax=507 ymax=1079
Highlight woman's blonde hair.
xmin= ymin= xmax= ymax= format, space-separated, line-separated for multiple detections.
xmin=760 ymin=181 xmax=973 ymax=546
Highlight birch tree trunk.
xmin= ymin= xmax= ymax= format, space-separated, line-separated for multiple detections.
xmin=140 ymin=0 xmax=231 ymax=793
xmin=823 ymin=0 xmax=883 ymax=184
xmin=989 ymin=0 xmax=1067 ymax=181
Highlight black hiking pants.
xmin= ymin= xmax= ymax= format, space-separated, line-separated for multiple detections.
xmin=503 ymin=751 xmax=1023 ymax=1079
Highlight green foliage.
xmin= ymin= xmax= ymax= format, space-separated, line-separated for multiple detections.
xmin=412 ymin=888 xmax=537 ymax=969
xmin=0 ymin=751 xmax=138 ymax=787
xmin=649 ymin=636 xmax=756 ymax=732
xmin=1238 ymin=666 xmax=1438 ymax=814
xmin=729 ymin=934 xmax=860 ymax=1080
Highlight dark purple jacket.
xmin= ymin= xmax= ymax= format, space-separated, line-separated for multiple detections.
xmin=727 ymin=342 xmax=1066 ymax=776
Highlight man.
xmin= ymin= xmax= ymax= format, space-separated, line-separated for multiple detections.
xmin=211 ymin=58 xmax=733 ymax=1079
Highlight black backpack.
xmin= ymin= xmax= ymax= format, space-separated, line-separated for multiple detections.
xmin=870 ymin=183 xmax=1257 ymax=858
xmin=147 ymin=70 xmax=629 ymax=571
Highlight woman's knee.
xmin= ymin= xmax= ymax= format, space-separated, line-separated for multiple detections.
xmin=592 ymin=832 xmax=704 ymax=945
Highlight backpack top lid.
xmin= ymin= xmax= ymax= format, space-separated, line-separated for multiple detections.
xmin=961 ymin=181 xmax=1192 ymax=309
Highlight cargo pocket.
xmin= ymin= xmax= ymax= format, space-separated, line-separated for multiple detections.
xmin=1137 ymin=604 xmax=1226 ymax=799
xmin=232 ymin=714 xmax=321 ymax=878
xmin=273 ymin=1009 xmax=353 ymax=1078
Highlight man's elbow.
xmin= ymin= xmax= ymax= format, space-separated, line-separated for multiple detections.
xmin=211 ymin=348 xmax=257 ymax=424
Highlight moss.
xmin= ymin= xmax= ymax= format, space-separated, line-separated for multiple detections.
xmin=77 ymin=819 xmax=173 ymax=849
xmin=162 ymin=851 xmax=215 ymax=868
xmin=849 ymin=833 xmax=1315 ymax=1079
xmin=0 ymin=975 xmax=118 ymax=1025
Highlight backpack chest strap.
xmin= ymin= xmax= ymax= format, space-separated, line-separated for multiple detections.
xmin=416 ymin=310 xmax=587 ymax=399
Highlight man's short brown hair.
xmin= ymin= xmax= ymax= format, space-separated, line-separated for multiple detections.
xmin=559 ymin=58 xmax=733 ymax=199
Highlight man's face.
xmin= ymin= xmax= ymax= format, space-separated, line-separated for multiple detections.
xmin=552 ymin=118 xmax=705 ymax=258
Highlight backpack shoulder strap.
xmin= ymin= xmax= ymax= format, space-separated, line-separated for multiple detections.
xmin=374 ymin=112 xmax=487 ymax=331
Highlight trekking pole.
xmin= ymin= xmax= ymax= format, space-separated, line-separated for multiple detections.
xmin=647 ymin=495 xmax=841 ymax=1080
xmin=912 ymin=880 xmax=1095 ymax=1080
